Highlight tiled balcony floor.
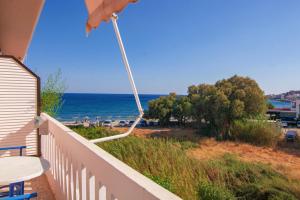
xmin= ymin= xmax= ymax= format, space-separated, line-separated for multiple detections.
xmin=1 ymin=175 xmax=55 ymax=200
xmin=26 ymin=174 xmax=55 ymax=200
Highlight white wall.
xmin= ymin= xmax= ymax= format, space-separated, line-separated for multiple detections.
xmin=0 ymin=56 xmax=38 ymax=156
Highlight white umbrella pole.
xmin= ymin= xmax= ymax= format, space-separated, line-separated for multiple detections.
xmin=91 ymin=13 xmax=144 ymax=143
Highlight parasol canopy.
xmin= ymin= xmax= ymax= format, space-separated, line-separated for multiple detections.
xmin=85 ymin=0 xmax=137 ymax=33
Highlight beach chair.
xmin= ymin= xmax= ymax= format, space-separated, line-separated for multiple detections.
xmin=0 ymin=146 xmax=26 ymax=197
xmin=0 ymin=192 xmax=37 ymax=200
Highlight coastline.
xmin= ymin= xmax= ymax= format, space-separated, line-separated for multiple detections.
xmin=56 ymin=97 xmax=290 ymax=122
xmin=56 ymin=93 xmax=161 ymax=121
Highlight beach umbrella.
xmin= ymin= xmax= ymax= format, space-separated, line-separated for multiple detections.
xmin=84 ymin=0 xmax=144 ymax=143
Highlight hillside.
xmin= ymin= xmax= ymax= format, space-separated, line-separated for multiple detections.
xmin=267 ymin=90 xmax=300 ymax=101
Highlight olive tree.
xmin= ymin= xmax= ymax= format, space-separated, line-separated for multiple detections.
xmin=172 ymin=96 xmax=192 ymax=126
xmin=188 ymin=75 xmax=267 ymax=138
xmin=147 ymin=93 xmax=177 ymax=126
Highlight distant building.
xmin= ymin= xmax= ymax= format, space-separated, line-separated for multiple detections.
xmin=294 ymin=100 xmax=300 ymax=118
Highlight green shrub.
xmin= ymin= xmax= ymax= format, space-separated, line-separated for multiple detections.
xmin=198 ymin=181 xmax=235 ymax=200
xmin=71 ymin=126 xmax=118 ymax=140
xmin=230 ymin=120 xmax=281 ymax=146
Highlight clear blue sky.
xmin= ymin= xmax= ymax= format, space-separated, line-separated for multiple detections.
xmin=26 ymin=0 xmax=300 ymax=95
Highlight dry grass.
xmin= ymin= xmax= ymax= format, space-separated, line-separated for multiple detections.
xmin=71 ymin=126 xmax=300 ymax=199
xmin=113 ymin=127 xmax=300 ymax=181
xmin=189 ymin=138 xmax=300 ymax=180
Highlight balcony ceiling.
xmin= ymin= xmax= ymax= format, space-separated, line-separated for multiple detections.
xmin=0 ymin=0 xmax=44 ymax=61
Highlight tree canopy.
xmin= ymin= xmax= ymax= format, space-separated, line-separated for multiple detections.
xmin=146 ymin=75 xmax=267 ymax=137
xmin=188 ymin=75 xmax=267 ymax=137
xmin=147 ymin=93 xmax=177 ymax=125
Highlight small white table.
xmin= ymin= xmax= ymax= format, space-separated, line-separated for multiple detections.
xmin=0 ymin=156 xmax=50 ymax=185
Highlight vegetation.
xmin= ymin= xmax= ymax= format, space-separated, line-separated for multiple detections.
xmin=188 ymin=75 xmax=267 ymax=138
xmin=146 ymin=93 xmax=192 ymax=126
xmin=147 ymin=93 xmax=177 ymax=126
xmin=172 ymin=96 xmax=193 ymax=126
xmin=230 ymin=119 xmax=281 ymax=146
xmin=41 ymin=69 xmax=66 ymax=116
xmin=70 ymin=75 xmax=297 ymax=199
xmin=73 ymin=127 xmax=300 ymax=200
xmin=198 ymin=181 xmax=235 ymax=200
xmin=146 ymin=75 xmax=272 ymax=144
xmin=99 ymin=136 xmax=200 ymax=198
xmin=203 ymin=154 xmax=300 ymax=200
xmin=267 ymin=102 xmax=275 ymax=109
xmin=71 ymin=126 xmax=119 ymax=140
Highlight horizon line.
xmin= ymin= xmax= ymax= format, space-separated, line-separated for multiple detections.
xmin=63 ymin=92 xmax=175 ymax=96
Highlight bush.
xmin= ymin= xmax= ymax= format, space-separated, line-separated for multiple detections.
xmin=70 ymin=126 xmax=118 ymax=140
xmin=198 ymin=181 xmax=235 ymax=200
xmin=230 ymin=120 xmax=281 ymax=146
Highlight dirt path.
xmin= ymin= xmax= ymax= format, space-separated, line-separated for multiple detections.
xmin=113 ymin=127 xmax=300 ymax=180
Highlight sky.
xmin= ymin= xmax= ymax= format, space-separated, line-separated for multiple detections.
xmin=26 ymin=0 xmax=300 ymax=95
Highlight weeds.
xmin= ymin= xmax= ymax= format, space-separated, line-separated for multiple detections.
xmin=73 ymin=127 xmax=300 ymax=200
xmin=203 ymin=154 xmax=300 ymax=200
xmin=198 ymin=181 xmax=235 ymax=200
xmin=98 ymin=136 xmax=201 ymax=199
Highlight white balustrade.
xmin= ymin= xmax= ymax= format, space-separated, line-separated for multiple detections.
xmin=40 ymin=113 xmax=181 ymax=200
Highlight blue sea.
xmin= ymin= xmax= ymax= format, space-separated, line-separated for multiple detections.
xmin=56 ymin=93 xmax=161 ymax=121
xmin=56 ymin=94 xmax=292 ymax=121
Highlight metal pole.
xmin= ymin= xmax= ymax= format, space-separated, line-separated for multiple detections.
xmin=91 ymin=13 xmax=143 ymax=143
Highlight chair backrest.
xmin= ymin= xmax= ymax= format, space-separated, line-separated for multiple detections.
xmin=0 ymin=146 xmax=26 ymax=156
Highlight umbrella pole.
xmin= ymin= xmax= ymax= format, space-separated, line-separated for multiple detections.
xmin=91 ymin=13 xmax=144 ymax=143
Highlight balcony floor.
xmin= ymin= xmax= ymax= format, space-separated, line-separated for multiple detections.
xmin=24 ymin=175 xmax=55 ymax=200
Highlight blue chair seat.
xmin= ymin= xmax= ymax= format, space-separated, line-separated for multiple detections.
xmin=0 ymin=192 xmax=37 ymax=200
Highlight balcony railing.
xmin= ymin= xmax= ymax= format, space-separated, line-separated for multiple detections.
xmin=40 ymin=113 xmax=181 ymax=200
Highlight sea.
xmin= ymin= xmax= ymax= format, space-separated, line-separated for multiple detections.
xmin=56 ymin=93 xmax=161 ymax=121
xmin=56 ymin=93 xmax=292 ymax=122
